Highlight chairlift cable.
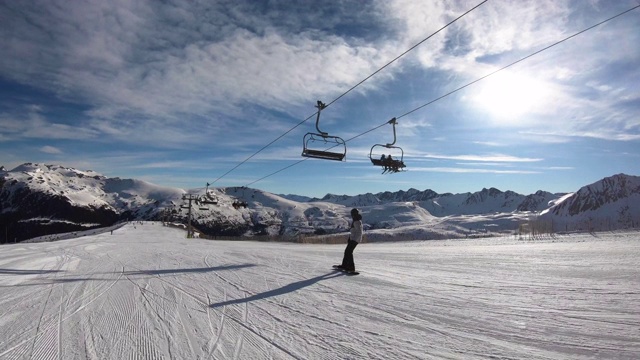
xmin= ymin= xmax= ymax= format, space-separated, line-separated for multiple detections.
xmin=210 ymin=0 xmax=489 ymax=185
xmin=244 ymin=119 xmax=393 ymax=187
xmin=210 ymin=113 xmax=316 ymax=185
xmin=396 ymin=3 xmax=640 ymax=120
xmin=323 ymin=0 xmax=489 ymax=109
xmin=240 ymin=4 xmax=640 ymax=187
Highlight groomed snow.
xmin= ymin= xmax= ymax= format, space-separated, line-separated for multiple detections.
xmin=1 ymin=223 xmax=638 ymax=359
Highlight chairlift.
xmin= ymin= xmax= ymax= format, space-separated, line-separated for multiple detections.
xmin=191 ymin=199 xmax=206 ymax=211
xmin=200 ymin=198 xmax=218 ymax=206
xmin=201 ymin=184 xmax=218 ymax=204
xmin=301 ymin=101 xmax=347 ymax=161
xmin=197 ymin=196 xmax=217 ymax=210
xmin=369 ymin=118 xmax=406 ymax=174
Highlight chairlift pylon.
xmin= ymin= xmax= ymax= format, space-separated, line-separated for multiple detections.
xmin=369 ymin=118 xmax=406 ymax=174
xmin=301 ymin=100 xmax=347 ymax=161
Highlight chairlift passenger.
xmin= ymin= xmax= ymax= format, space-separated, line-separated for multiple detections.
xmin=369 ymin=118 xmax=407 ymax=174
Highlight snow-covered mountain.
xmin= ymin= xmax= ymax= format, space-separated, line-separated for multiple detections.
xmin=0 ymin=164 xmax=359 ymax=242
xmin=539 ymin=173 xmax=640 ymax=232
xmin=1 ymin=163 xmax=638 ymax=242
xmin=0 ymin=163 xmax=184 ymax=241
xmin=304 ymin=187 xmax=558 ymax=215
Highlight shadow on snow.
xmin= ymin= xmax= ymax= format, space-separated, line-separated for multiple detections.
xmin=0 ymin=264 xmax=257 ymax=287
xmin=122 ymin=264 xmax=256 ymax=276
xmin=0 ymin=268 xmax=65 ymax=275
xmin=209 ymin=271 xmax=344 ymax=308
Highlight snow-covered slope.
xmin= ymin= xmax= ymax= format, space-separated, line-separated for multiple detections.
xmin=540 ymin=173 xmax=640 ymax=232
xmin=1 ymin=222 xmax=638 ymax=359
xmin=212 ymin=186 xmax=360 ymax=237
xmin=517 ymin=190 xmax=560 ymax=212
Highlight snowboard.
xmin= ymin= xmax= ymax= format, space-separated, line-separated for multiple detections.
xmin=332 ymin=265 xmax=359 ymax=275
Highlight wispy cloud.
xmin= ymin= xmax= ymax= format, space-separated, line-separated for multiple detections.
xmin=544 ymin=166 xmax=574 ymax=170
xmin=521 ymin=128 xmax=640 ymax=142
xmin=1 ymin=0 xmax=637 ymax=145
xmin=0 ymin=106 xmax=99 ymax=140
xmin=0 ymin=1 xmax=395 ymax=125
xmin=425 ymin=0 xmax=639 ymax=140
xmin=40 ymin=146 xmax=63 ymax=154
xmin=422 ymin=153 xmax=542 ymax=162
xmin=472 ymin=141 xmax=503 ymax=147
xmin=410 ymin=167 xmax=540 ymax=174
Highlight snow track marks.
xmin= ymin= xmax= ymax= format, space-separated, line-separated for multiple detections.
xmin=1 ymin=223 xmax=639 ymax=359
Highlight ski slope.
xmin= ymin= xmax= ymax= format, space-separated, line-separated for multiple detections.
xmin=1 ymin=223 xmax=638 ymax=359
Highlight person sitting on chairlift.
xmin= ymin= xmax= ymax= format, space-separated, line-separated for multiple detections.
xmin=391 ymin=159 xmax=400 ymax=173
xmin=385 ymin=155 xmax=394 ymax=173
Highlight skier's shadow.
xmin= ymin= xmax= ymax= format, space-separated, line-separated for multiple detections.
xmin=209 ymin=271 xmax=343 ymax=308
xmin=0 ymin=268 xmax=64 ymax=275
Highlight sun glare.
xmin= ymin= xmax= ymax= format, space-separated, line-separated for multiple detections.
xmin=473 ymin=72 xmax=550 ymax=123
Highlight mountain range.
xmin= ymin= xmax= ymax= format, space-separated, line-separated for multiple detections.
xmin=1 ymin=163 xmax=638 ymax=243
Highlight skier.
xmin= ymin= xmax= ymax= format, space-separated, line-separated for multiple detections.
xmin=336 ymin=208 xmax=363 ymax=273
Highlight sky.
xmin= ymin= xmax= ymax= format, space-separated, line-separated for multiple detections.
xmin=1 ymin=0 xmax=639 ymax=198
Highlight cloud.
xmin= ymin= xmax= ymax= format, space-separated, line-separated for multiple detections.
xmin=545 ymin=166 xmax=574 ymax=170
xmin=0 ymin=0 xmax=638 ymax=151
xmin=473 ymin=141 xmax=503 ymax=147
xmin=422 ymin=153 xmax=542 ymax=162
xmin=0 ymin=1 xmax=397 ymax=120
xmin=0 ymin=106 xmax=99 ymax=141
xmin=0 ymin=0 xmax=415 ymax=154
xmin=521 ymin=126 xmax=640 ymax=142
xmin=384 ymin=0 xmax=572 ymax=76
xmin=40 ymin=145 xmax=63 ymax=154
xmin=413 ymin=0 xmax=640 ymax=140
xmin=410 ymin=167 xmax=540 ymax=174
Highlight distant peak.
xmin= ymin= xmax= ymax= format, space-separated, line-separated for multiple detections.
xmin=11 ymin=163 xmax=49 ymax=172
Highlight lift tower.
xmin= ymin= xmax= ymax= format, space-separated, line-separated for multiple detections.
xmin=181 ymin=194 xmax=200 ymax=238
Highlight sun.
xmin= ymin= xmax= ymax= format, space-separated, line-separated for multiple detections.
xmin=473 ymin=71 xmax=550 ymax=123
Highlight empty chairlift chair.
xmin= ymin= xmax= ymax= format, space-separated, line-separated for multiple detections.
xmin=369 ymin=118 xmax=406 ymax=174
xmin=301 ymin=101 xmax=347 ymax=161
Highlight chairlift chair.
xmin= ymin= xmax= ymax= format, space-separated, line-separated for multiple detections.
xmin=369 ymin=118 xmax=406 ymax=173
xmin=200 ymin=183 xmax=218 ymax=206
xmin=200 ymin=198 xmax=218 ymax=206
xmin=301 ymin=101 xmax=347 ymax=161
xmin=197 ymin=196 xmax=217 ymax=210
xmin=193 ymin=199 xmax=207 ymax=211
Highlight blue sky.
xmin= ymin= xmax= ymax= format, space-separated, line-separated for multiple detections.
xmin=1 ymin=0 xmax=639 ymax=198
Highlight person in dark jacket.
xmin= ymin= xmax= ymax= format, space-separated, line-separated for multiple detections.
xmin=337 ymin=208 xmax=363 ymax=273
